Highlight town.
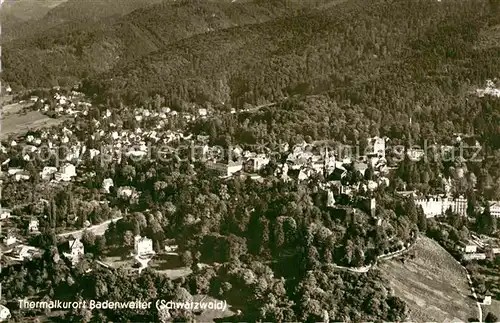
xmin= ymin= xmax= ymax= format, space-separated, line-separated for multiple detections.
xmin=0 ymin=84 xmax=498 ymax=322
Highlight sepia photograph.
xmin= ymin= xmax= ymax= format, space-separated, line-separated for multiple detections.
xmin=0 ymin=0 xmax=499 ymax=322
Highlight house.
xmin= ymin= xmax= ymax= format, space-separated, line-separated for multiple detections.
xmin=198 ymin=108 xmax=208 ymax=117
xmin=489 ymin=201 xmax=500 ymax=218
xmin=117 ymin=186 xmax=137 ymax=199
xmin=248 ymin=156 xmax=270 ymax=172
xmin=7 ymin=167 xmax=24 ymax=176
xmin=465 ymin=245 xmax=477 ymax=253
xmin=0 ymin=305 xmax=11 ymax=322
xmin=28 ymin=219 xmax=39 ymax=233
xmin=483 ymin=291 xmax=492 ymax=305
xmin=366 ymin=137 xmax=386 ymax=157
xmin=4 ymin=233 xmax=17 ymax=246
xmin=164 ymin=245 xmax=179 ymax=253
xmin=55 ymin=163 xmax=76 ymax=181
xmin=407 ymin=148 xmax=425 ymax=161
xmin=206 ymin=161 xmax=243 ymax=177
xmin=102 ymin=178 xmax=114 ymax=193
xmin=134 ymin=235 xmax=154 ymax=257
xmin=0 ymin=208 xmax=11 ymax=220
xmin=65 ymin=238 xmax=84 ymax=265
xmin=40 ymin=166 xmax=58 ymax=181
xmin=463 ymin=253 xmax=486 ymax=261
xmin=9 ymin=245 xmax=41 ymax=261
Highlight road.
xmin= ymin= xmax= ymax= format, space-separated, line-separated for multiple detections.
xmin=465 ymin=269 xmax=483 ymax=322
xmin=57 ymin=216 xmax=123 ymax=239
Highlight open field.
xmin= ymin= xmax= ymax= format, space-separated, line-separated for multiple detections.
xmin=1 ymin=102 xmax=66 ymax=139
xmin=379 ymin=236 xmax=477 ymax=322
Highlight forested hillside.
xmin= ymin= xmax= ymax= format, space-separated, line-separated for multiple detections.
xmin=2 ymin=0 xmax=328 ymax=86
xmin=84 ymin=0 xmax=496 ymax=106
xmin=1 ymin=0 xmax=165 ymax=42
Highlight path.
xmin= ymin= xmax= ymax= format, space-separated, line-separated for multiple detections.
xmin=333 ymin=238 xmax=418 ymax=274
xmin=464 ymin=266 xmax=483 ymax=322
xmin=57 ymin=216 xmax=123 ymax=239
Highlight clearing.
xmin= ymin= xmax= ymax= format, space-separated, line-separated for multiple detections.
xmin=1 ymin=102 xmax=66 ymax=139
xmin=379 ymin=236 xmax=478 ymax=322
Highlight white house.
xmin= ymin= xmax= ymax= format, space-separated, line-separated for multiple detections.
xmin=55 ymin=163 xmax=76 ymax=181
xmin=9 ymin=245 xmax=41 ymax=261
xmin=489 ymin=201 xmax=500 ymax=218
xmin=0 ymin=208 xmax=11 ymax=220
xmin=0 ymin=304 xmax=11 ymax=322
xmin=117 ymin=186 xmax=138 ymax=199
xmin=4 ymin=234 xmax=17 ymax=246
xmin=40 ymin=166 xmax=58 ymax=181
xmin=198 ymin=108 xmax=208 ymax=117
xmin=134 ymin=235 xmax=154 ymax=257
xmin=366 ymin=136 xmax=386 ymax=157
xmin=465 ymin=245 xmax=477 ymax=253
xmin=206 ymin=161 xmax=243 ymax=177
xmin=65 ymin=238 xmax=84 ymax=265
xmin=484 ymin=295 xmax=492 ymax=306
xmin=14 ymin=172 xmax=30 ymax=181
xmin=102 ymin=178 xmax=114 ymax=193
xmin=28 ymin=219 xmax=40 ymax=233
xmin=249 ymin=156 xmax=270 ymax=172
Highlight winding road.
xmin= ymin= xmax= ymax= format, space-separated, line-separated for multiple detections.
xmin=57 ymin=216 xmax=123 ymax=239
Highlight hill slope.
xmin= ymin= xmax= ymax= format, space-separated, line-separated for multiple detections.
xmin=379 ymin=237 xmax=477 ymax=322
xmin=83 ymin=0 xmax=493 ymax=105
xmin=1 ymin=0 xmax=164 ymax=41
xmin=3 ymin=0 xmax=326 ymax=87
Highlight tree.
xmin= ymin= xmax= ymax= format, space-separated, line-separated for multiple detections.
xmin=181 ymin=250 xmax=193 ymax=267
xmin=82 ymin=230 xmax=96 ymax=247
xmin=123 ymin=230 xmax=134 ymax=247
xmin=477 ymin=204 xmax=497 ymax=235
xmin=485 ymin=312 xmax=498 ymax=323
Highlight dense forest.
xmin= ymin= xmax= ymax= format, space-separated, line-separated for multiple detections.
xmin=2 ymin=0 xmax=330 ymax=85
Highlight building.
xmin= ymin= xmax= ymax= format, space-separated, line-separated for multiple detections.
xmin=28 ymin=219 xmax=39 ymax=233
xmin=366 ymin=137 xmax=386 ymax=157
xmin=134 ymin=235 xmax=154 ymax=257
xmin=55 ymin=163 xmax=76 ymax=182
xmin=407 ymin=148 xmax=425 ymax=161
xmin=415 ymin=196 xmax=467 ymax=218
xmin=14 ymin=172 xmax=31 ymax=181
xmin=463 ymin=253 xmax=486 ymax=261
xmin=489 ymin=201 xmax=500 ymax=218
xmin=4 ymin=234 xmax=17 ymax=246
xmin=40 ymin=166 xmax=58 ymax=181
xmin=0 ymin=208 xmax=11 ymax=220
xmin=117 ymin=186 xmax=138 ymax=199
xmin=102 ymin=178 xmax=114 ymax=193
xmin=67 ymin=238 xmax=84 ymax=265
xmin=465 ymin=245 xmax=477 ymax=253
xmin=326 ymin=190 xmax=336 ymax=208
xmin=9 ymin=245 xmax=41 ymax=261
xmin=247 ymin=156 xmax=270 ymax=172
xmin=483 ymin=291 xmax=492 ymax=305
xmin=61 ymin=163 xmax=76 ymax=177
xmin=206 ymin=161 xmax=243 ymax=177
xmin=0 ymin=305 xmax=11 ymax=322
